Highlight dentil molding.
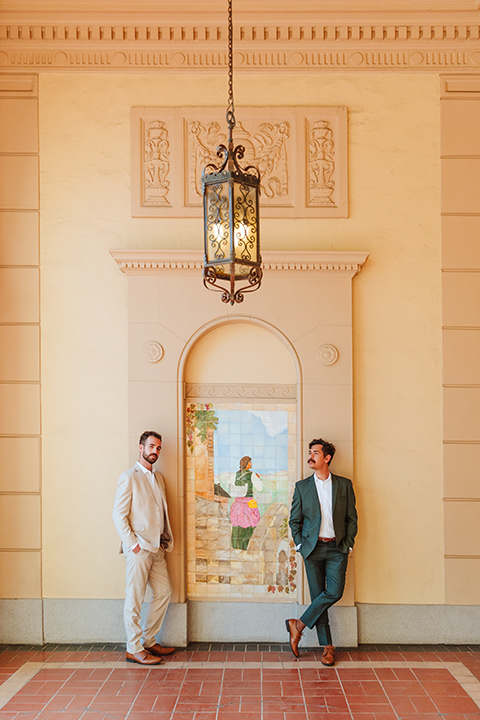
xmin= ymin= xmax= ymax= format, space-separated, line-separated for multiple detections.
xmin=1 ymin=7 xmax=480 ymax=72
xmin=110 ymin=250 xmax=369 ymax=276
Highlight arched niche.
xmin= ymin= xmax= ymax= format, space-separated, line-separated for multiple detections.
xmin=182 ymin=320 xmax=300 ymax=632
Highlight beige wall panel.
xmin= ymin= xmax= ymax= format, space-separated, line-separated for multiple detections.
xmin=129 ymin=322 xmax=188 ymax=384
xmin=0 ymin=384 xmax=40 ymax=435
xmin=444 ymin=443 xmax=480 ymax=499
xmin=166 ymin=492 xmax=184 ymax=557
xmin=0 ymin=438 xmax=41 ymax=493
xmin=0 ymin=99 xmax=38 ymax=154
xmin=443 ymin=329 xmax=480 ymax=385
xmin=444 ymin=500 xmax=480 ymax=556
xmin=127 ymin=274 xmax=353 ymax=349
xmin=0 ymin=156 xmax=38 ymax=210
xmin=442 ymin=159 xmax=480 ymax=215
xmin=0 ymin=211 xmax=39 ymax=266
xmin=442 ymin=216 xmax=480 ymax=270
xmin=0 ymin=268 xmax=39 ymax=323
xmin=302 ymin=382 xmax=353 ymax=443
xmin=0 ymin=326 xmax=40 ymax=382
xmin=128 ymin=274 xmax=211 ymax=343
xmin=441 ymin=98 xmax=480 ymax=157
xmin=445 ymin=558 xmax=480 ymax=605
xmin=444 ymin=388 xmax=480 ymax=442
xmin=40 ymin=73 xmax=442 ymax=603
xmin=278 ymin=277 xmax=353 ymax=342
xmin=127 ymin=276 xmax=169 ymax=326
xmin=128 ymin=381 xmax=179 ymax=472
xmin=442 ymin=272 xmax=480 ymax=328
xmin=0 ymin=551 xmax=41 ymax=598
xmin=293 ymin=325 xmax=352 ymax=387
xmin=166 ymin=552 xmax=183 ymax=605
xmin=326 ymin=441 xmax=353 ymax=481
xmin=0 ymin=496 xmax=40 ymax=549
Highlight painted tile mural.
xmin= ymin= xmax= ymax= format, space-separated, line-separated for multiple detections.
xmin=186 ymin=401 xmax=297 ymax=601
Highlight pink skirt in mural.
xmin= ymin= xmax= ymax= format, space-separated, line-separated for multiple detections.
xmin=230 ymin=497 xmax=261 ymax=528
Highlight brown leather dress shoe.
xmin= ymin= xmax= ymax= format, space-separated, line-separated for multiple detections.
xmin=321 ymin=644 xmax=335 ymax=666
xmin=144 ymin=642 xmax=176 ymax=657
xmin=126 ymin=649 xmax=164 ymax=665
xmin=285 ymin=618 xmax=302 ymax=658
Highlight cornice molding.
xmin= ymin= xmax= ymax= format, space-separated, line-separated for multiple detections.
xmin=110 ymin=249 xmax=369 ymax=276
xmin=1 ymin=16 xmax=480 ymax=71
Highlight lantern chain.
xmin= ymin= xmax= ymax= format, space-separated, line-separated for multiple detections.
xmin=226 ymin=0 xmax=235 ymax=138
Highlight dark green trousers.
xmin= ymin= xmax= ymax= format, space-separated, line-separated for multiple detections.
xmin=300 ymin=540 xmax=348 ymax=646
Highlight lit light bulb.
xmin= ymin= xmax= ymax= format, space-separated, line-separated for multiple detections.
xmin=213 ymin=223 xmax=222 ymax=240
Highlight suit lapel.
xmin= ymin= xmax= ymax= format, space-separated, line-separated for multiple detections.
xmin=307 ymin=474 xmax=321 ymax=515
xmin=331 ymin=473 xmax=338 ymax=514
xmin=154 ymin=471 xmax=167 ymax=508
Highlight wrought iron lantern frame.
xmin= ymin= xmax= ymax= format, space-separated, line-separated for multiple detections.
xmin=201 ymin=0 xmax=262 ymax=306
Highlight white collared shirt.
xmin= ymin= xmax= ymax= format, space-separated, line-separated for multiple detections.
xmin=314 ymin=472 xmax=335 ymax=539
xmin=135 ymin=461 xmax=165 ymax=550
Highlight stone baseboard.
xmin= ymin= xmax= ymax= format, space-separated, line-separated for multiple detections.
xmin=188 ymin=601 xmax=358 ymax=647
xmin=43 ymin=599 xmax=187 ymax=647
xmin=357 ymin=603 xmax=480 ymax=644
xmin=1 ymin=600 xmax=480 ymax=646
xmin=0 ymin=599 xmax=43 ymax=644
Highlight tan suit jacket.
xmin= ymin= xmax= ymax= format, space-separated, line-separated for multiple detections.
xmin=112 ymin=463 xmax=174 ymax=553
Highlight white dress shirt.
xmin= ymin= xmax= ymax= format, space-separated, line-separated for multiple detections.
xmin=314 ymin=472 xmax=335 ymax=539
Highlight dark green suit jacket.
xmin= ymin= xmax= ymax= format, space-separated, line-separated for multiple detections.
xmin=289 ymin=473 xmax=358 ymax=558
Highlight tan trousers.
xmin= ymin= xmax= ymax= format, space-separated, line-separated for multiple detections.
xmin=123 ymin=546 xmax=172 ymax=653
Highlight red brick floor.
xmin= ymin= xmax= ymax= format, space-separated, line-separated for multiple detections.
xmin=0 ymin=645 xmax=479 ymax=720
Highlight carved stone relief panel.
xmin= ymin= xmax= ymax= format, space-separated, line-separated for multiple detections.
xmin=143 ymin=121 xmax=170 ymax=208
xmin=131 ymin=106 xmax=347 ymax=218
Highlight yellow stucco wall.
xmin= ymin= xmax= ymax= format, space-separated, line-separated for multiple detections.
xmin=39 ymin=71 xmax=442 ymax=603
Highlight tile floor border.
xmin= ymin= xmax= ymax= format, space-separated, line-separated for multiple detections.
xmin=0 ymin=662 xmax=44 ymax=708
xmin=0 ymin=658 xmax=479 ymax=714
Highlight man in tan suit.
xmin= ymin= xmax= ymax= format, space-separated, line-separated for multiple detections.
xmin=113 ymin=431 xmax=175 ymax=665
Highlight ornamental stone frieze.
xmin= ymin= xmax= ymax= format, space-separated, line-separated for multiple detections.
xmin=131 ymin=106 xmax=347 ymax=219
xmin=1 ymin=3 xmax=480 ymax=72
xmin=185 ymin=384 xmax=297 ymax=400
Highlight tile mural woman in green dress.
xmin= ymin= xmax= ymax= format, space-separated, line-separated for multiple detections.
xmin=230 ymin=456 xmax=264 ymax=550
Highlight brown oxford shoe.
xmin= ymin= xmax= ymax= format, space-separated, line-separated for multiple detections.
xmin=285 ymin=618 xmax=302 ymax=658
xmin=126 ymin=649 xmax=164 ymax=665
xmin=144 ymin=642 xmax=176 ymax=657
xmin=321 ymin=644 xmax=335 ymax=666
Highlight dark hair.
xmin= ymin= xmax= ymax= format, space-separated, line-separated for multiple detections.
xmin=309 ymin=438 xmax=336 ymax=464
xmin=139 ymin=431 xmax=162 ymax=446
xmin=239 ymin=455 xmax=252 ymax=470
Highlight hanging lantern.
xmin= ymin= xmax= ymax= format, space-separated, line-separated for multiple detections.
xmin=202 ymin=0 xmax=262 ymax=305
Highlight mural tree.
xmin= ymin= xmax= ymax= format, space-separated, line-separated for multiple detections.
xmin=186 ymin=403 xmax=219 ymax=500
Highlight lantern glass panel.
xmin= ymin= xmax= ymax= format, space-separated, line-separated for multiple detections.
xmin=205 ymin=181 xmax=232 ymax=264
xmin=233 ymin=181 xmax=258 ymax=264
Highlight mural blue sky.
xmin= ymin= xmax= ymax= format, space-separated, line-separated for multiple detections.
xmin=214 ymin=407 xmax=289 ymax=477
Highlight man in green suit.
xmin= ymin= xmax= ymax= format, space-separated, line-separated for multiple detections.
xmin=285 ymin=438 xmax=357 ymax=665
